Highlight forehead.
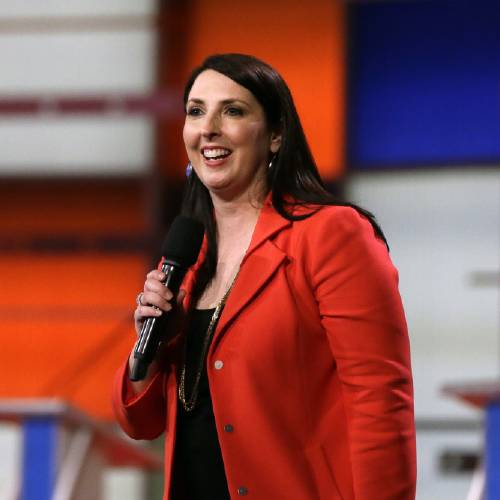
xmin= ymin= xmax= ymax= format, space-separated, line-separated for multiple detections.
xmin=187 ymin=69 xmax=258 ymax=105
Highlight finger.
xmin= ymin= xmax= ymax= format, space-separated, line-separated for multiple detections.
xmin=144 ymin=279 xmax=173 ymax=300
xmin=134 ymin=304 xmax=171 ymax=321
xmin=141 ymin=291 xmax=173 ymax=311
xmin=146 ymin=269 xmax=165 ymax=281
xmin=134 ymin=306 xmax=162 ymax=337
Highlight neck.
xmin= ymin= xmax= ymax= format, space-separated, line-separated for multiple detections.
xmin=195 ymin=192 xmax=264 ymax=309
xmin=208 ymin=164 xmax=268 ymax=226
xmin=211 ymin=191 xmax=265 ymax=244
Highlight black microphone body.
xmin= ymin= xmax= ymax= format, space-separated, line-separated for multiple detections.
xmin=130 ymin=259 xmax=185 ymax=381
xmin=130 ymin=216 xmax=204 ymax=381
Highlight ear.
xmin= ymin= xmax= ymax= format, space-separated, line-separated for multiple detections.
xmin=269 ymin=131 xmax=282 ymax=154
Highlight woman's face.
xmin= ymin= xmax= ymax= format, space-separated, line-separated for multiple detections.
xmin=183 ymin=69 xmax=281 ymax=202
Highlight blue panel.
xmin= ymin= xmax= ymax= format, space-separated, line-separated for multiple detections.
xmin=21 ymin=418 xmax=58 ymax=500
xmin=347 ymin=0 xmax=500 ymax=168
xmin=486 ymin=404 xmax=500 ymax=500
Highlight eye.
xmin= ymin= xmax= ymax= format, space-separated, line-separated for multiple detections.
xmin=225 ymin=106 xmax=243 ymax=116
xmin=186 ymin=106 xmax=203 ymax=117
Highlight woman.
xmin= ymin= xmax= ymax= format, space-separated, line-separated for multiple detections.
xmin=113 ymin=54 xmax=416 ymax=499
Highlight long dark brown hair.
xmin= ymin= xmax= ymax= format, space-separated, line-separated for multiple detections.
xmin=181 ymin=53 xmax=387 ymax=296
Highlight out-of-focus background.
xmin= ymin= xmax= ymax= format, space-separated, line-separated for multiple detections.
xmin=0 ymin=0 xmax=498 ymax=499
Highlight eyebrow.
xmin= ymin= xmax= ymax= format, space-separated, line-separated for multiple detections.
xmin=186 ymin=98 xmax=249 ymax=106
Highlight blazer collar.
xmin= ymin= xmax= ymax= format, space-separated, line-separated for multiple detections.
xmin=241 ymin=194 xmax=291 ymax=264
xmin=182 ymin=195 xmax=292 ymax=346
xmin=212 ymin=196 xmax=291 ymax=348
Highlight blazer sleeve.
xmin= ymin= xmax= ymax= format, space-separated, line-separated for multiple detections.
xmin=304 ymin=207 xmax=416 ymax=499
xmin=112 ymin=357 xmax=168 ymax=440
xmin=112 ymin=258 xmax=199 ymax=441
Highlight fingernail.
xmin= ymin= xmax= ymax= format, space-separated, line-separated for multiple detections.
xmin=155 ymin=309 xmax=162 ymax=315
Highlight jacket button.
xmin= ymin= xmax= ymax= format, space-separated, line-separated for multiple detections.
xmin=237 ymin=486 xmax=248 ymax=496
xmin=214 ymin=360 xmax=224 ymax=370
xmin=224 ymin=424 xmax=234 ymax=432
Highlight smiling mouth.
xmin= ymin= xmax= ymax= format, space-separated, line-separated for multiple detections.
xmin=202 ymin=148 xmax=232 ymax=160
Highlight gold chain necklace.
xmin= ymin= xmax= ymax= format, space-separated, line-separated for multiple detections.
xmin=178 ymin=269 xmax=240 ymax=412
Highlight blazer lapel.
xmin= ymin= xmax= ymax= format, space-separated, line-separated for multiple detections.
xmin=211 ymin=202 xmax=291 ymax=344
xmin=180 ymin=235 xmax=208 ymax=312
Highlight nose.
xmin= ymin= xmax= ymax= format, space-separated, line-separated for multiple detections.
xmin=200 ymin=111 xmax=221 ymax=139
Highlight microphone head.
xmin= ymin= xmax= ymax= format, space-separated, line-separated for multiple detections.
xmin=161 ymin=215 xmax=204 ymax=267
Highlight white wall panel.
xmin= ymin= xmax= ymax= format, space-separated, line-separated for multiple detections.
xmin=416 ymin=429 xmax=481 ymax=500
xmin=347 ymin=169 xmax=500 ymax=418
xmin=0 ymin=2 xmax=157 ymax=176
xmin=0 ymin=0 xmax=156 ymax=17
xmin=0 ymin=31 xmax=155 ymax=93
xmin=104 ymin=468 xmax=148 ymax=500
xmin=0 ymin=424 xmax=21 ymax=500
xmin=0 ymin=117 xmax=153 ymax=175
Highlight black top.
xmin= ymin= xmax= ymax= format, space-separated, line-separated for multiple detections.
xmin=172 ymin=308 xmax=231 ymax=500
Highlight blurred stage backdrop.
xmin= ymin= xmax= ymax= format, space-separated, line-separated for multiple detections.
xmin=0 ymin=1 xmax=498 ymax=499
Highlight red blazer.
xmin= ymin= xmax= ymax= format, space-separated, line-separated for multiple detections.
xmin=113 ymin=200 xmax=416 ymax=499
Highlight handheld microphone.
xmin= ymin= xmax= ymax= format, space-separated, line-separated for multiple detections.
xmin=129 ymin=215 xmax=204 ymax=381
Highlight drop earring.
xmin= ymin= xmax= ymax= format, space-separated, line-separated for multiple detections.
xmin=268 ymin=155 xmax=276 ymax=170
xmin=185 ymin=161 xmax=193 ymax=177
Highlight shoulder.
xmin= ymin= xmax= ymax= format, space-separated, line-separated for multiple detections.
xmin=287 ymin=204 xmax=391 ymax=275
xmin=285 ymin=205 xmax=398 ymax=292
xmin=293 ymin=204 xmax=379 ymax=244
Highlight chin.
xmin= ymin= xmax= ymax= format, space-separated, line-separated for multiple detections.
xmin=200 ymin=172 xmax=230 ymax=189
xmin=203 ymin=179 xmax=232 ymax=195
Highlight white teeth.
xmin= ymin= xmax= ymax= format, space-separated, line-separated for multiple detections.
xmin=202 ymin=148 xmax=230 ymax=159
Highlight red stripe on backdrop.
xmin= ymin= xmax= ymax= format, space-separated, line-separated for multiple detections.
xmin=0 ymin=93 xmax=181 ymax=116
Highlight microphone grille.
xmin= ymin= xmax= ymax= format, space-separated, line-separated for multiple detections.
xmin=161 ymin=215 xmax=204 ymax=267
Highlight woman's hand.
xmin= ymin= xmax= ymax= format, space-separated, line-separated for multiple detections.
xmin=134 ymin=269 xmax=176 ymax=336
xmin=129 ymin=269 xmax=186 ymax=385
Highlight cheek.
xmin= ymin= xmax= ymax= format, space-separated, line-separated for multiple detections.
xmin=232 ymin=123 xmax=269 ymax=151
xmin=182 ymin=123 xmax=196 ymax=149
